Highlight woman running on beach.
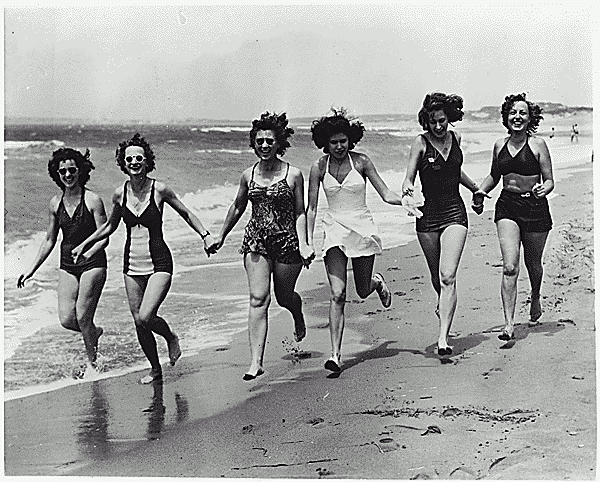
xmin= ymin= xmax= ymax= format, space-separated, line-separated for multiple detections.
xmin=401 ymin=92 xmax=482 ymax=357
xmin=18 ymin=147 xmax=108 ymax=374
xmin=72 ymin=133 xmax=214 ymax=384
xmin=208 ymin=112 xmax=313 ymax=381
xmin=472 ymin=93 xmax=554 ymax=340
xmin=306 ymin=108 xmax=403 ymax=372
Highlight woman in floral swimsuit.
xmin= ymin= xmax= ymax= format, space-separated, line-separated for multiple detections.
xmin=210 ymin=112 xmax=314 ymax=380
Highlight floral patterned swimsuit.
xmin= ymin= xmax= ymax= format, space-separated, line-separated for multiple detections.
xmin=240 ymin=162 xmax=301 ymax=264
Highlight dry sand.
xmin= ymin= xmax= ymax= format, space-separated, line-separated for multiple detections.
xmin=4 ymin=159 xmax=595 ymax=479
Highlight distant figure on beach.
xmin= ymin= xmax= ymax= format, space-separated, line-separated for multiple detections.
xmin=549 ymin=127 xmax=554 ymax=139
xmin=207 ymin=112 xmax=313 ymax=381
xmin=72 ymin=133 xmax=214 ymax=384
xmin=472 ymin=93 xmax=554 ymax=340
xmin=17 ymin=147 xmax=108 ymax=375
xmin=402 ymin=92 xmax=483 ymax=358
xmin=571 ymin=124 xmax=579 ymax=142
xmin=306 ymin=108 xmax=403 ymax=373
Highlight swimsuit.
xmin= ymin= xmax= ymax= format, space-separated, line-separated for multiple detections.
xmin=58 ymin=188 xmax=107 ymax=277
xmin=416 ymin=131 xmax=468 ymax=232
xmin=492 ymin=137 xmax=541 ymax=177
xmin=240 ymin=163 xmax=302 ymax=264
xmin=321 ymin=154 xmax=382 ymax=258
xmin=492 ymin=137 xmax=552 ymax=232
xmin=122 ymin=180 xmax=173 ymax=275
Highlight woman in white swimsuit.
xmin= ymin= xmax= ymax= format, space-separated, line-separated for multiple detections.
xmin=306 ymin=108 xmax=403 ymax=372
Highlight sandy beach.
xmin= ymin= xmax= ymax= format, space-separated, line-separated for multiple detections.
xmin=4 ymin=155 xmax=595 ymax=479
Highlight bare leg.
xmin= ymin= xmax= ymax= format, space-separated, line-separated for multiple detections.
xmin=125 ymin=273 xmax=175 ymax=382
xmin=417 ymin=231 xmax=442 ymax=315
xmin=75 ymin=267 xmax=107 ymax=364
xmin=497 ymin=219 xmax=522 ymax=337
xmin=436 ymin=225 xmax=468 ymax=351
xmin=324 ymin=248 xmax=348 ymax=370
xmin=243 ymin=253 xmax=272 ymax=379
xmin=273 ymin=261 xmax=305 ymax=342
xmin=522 ymin=231 xmax=550 ymax=324
xmin=58 ymin=270 xmax=83 ymax=332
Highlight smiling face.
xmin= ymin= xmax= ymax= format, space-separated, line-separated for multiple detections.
xmin=124 ymin=146 xmax=147 ymax=176
xmin=507 ymin=100 xmax=530 ymax=134
xmin=254 ymin=129 xmax=278 ymax=161
xmin=57 ymin=159 xmax=80 ymax=188
xmin=328 ymin=132 xmax=349 ymax=160
xmin=428 ymin=109 xmax=449 ymax=139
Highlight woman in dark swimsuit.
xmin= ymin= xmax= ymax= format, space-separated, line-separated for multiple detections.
xmin=208 ymin=112 xmax=313 ymax=380
xmin=472 ymin=93 xmax=554 ymax=340
xmin=73 ymin=133 xmax=214 ymax=384
xmin=18 ymin=147 xmax=107 ymax=374
xmin=402 ymin=92 xmax=482 ymax=357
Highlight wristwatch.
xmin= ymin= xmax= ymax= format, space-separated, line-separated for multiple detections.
xmin=200 ymin=231 xmax=211 ymax=240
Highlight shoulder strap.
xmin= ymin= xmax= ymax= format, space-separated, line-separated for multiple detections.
xmin=122 ymin=181 xmax=129 ymax=207
xmin=250 ymin=162 xmax=258 ymax=182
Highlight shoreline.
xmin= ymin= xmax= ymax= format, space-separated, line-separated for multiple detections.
xmin=4 ymin=161 xmax=595 ymax=478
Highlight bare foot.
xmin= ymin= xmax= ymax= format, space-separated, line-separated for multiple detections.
xmin=168 ymin=333 xmax=182 ymax=366
xmin=140 ymin=368 xmax=162 ymax=384
xmin=294 ymin=313 xmax=306 ymax=343
xmin=92 ymin=326 xmax=104 ymax=356
xmin=529 ymin=297 xmax=542 ymax=326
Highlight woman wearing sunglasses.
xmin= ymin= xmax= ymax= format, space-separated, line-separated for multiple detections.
xmin=306 ymin=108 xmax=403 ymax=373
xmin=401 ymin=92 xmax=482 ymax=358
xmin=72 ymin=133 xmax=214 ymax=384
xmin=208 ymin=112 xmax=313 ymax=381
xmin=18 ymin=147 xmax=108 ymax=375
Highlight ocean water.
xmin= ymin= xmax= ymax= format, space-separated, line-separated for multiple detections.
xmin=4 ymin=114 xmax=590 ymax=399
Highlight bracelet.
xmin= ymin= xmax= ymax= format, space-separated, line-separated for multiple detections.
xmin=200 ymin=231 xmax=211 ymax=240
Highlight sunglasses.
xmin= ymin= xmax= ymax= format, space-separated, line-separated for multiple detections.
xmin=58 ymin=167 xmax=78 ymax=176
xmin=125 ymin=155 xmax=145 ymax=163
xmin=255 ymin=138 xmax=275 ymax=146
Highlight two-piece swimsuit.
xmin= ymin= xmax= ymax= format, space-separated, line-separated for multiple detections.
xmin=122 ymin=179 xmax=174 ymax=275
xmin=240 ymin=162 xmax=302 ymax=264
xmin=416 ymin=131 xmax=468 ymax=232
xmin=58 ymin=188 xmax=107 ymax=277
xmin=492 ymin=137 xmax=552 ymax=233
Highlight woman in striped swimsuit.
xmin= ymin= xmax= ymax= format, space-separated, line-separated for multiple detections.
xmin=73 ymin=133 xmax=214 ymax=384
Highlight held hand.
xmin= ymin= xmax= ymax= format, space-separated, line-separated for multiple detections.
xmin=471 ymin=190 xmax=491 ymax=215
xmin=300 ymin=245 xmax=315 ymax=269
xmin=71 ymin=244 xmax=85 ymax=264
xmin=202 ymin=235 xmax=216 ymax=257
xmin=17 ymin=273 xmax=32 ymax=289
xmin=532 ymin=183 xmax=546 ymax=199
xmin=401 ymin=194 xmax=423 ymax=218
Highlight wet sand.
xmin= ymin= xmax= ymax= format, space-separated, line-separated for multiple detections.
xmin=4 ymin=157 xmax=595 ymax=479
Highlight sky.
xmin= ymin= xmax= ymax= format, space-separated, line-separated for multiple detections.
xmin=4 ymin=2 xmax=596 ymax=122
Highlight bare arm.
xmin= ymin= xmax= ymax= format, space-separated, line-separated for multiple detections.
xmin=72 ymin=189 xmax=123 ymax=263
xmin=77 ymin=191 xmax=109 ymax=260
xmin=290 ymin=167 xmax=314 ymax=265
xmin=532 ymin=137 xmax=554 ymax=198
xmin=359 ymin=153 xmax=403 ymax=205
xmin=209 ymin=172 xmax=249 ymax=251
xmin=306 ymin=159 xmax=324 ymax=249
xmin=471 ymin=139 xmax=502 ymax=214
xmin=160 ymin=182 xmax=214 ymax=252
xmin=17 ymin=197 xmax=60 ymax=288
xmin=402 ymin=135 xmax=425 ymax=195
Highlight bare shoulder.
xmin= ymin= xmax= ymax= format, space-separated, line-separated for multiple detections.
xmin=494 ymin=136 xmax=508 ymax=152
xmin=112 ymin=184 xmax=125 ymax=204
xmin=528 ymin=135 xmax=548 ymax=149
xmin=49 ymin=194 xmax=62 ymax=213
xmin=452 ymin=130 xmax=462 ymax=143
xmin=352 ymin=151 xmax=373 ymax=172
xmin=83 ymin=189 xmax=104 ymax=207
xmin=287 ymin=164 xmax=304 ymax=180
xmin=311 ymin=155 xmax=328 ymax=175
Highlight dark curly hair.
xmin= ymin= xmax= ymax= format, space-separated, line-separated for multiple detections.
xmin=115 ymin=133 xmax=156 ymax=175
xmin=48 ymin=147 xmax=94 ymax=190
xmin=417 ymin=92 xmax=464 ymax=131
xmin=311 ymin=107 xmax=365 ymax=153
xmin=249 ymin=112 xmax=294 ymax=156
xmin=501 ymin=93 xmax=543 ymax=135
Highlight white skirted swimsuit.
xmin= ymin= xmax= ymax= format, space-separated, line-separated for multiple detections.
xmin=321 ymin=154 xmax=382 ymax=258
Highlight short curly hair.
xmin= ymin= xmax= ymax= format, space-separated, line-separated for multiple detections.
xmin=115 ymin=133 xmax=156 ymax=175
xmin=249 ymin=112 xmax=294 ymax=156
xmin=417 ymin=92 xmax=464 ymax=131
xmin=501 ymin=93 xmax=543 ymax=135
xmin=48 ymin=147 xmax=95 ymax=190
xmin=310 ymin=108 xmax=365 ymax=153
